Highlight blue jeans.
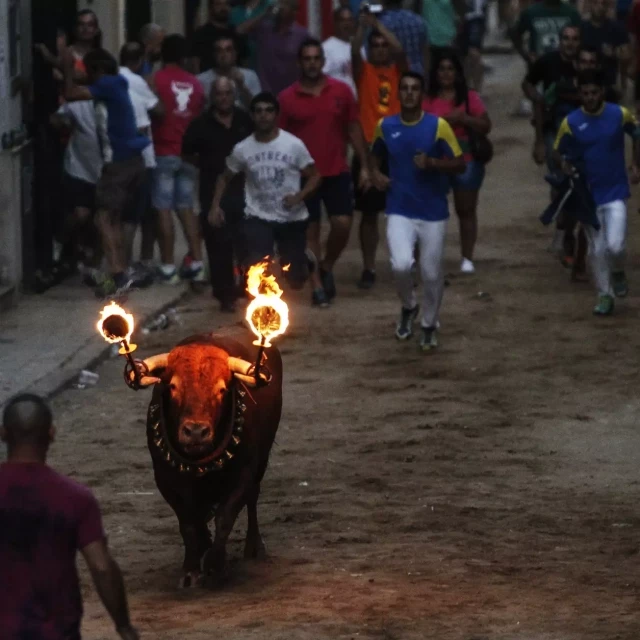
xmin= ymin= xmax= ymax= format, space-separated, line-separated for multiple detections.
xmin=450 ymin=160 xmax=485 ymax=191
xmin=152 ymin=156 xmax=196 ymax=211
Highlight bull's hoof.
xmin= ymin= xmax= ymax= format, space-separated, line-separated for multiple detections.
xmin=179 ymin=571 xmax=202 ymax=589
xmin=201 ymin=548 xmax=229 ymax=589
xmin=244 ymin=535 xmax=267 ymax=560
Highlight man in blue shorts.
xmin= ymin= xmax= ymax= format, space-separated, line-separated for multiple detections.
xmin=372 ymin=71 xmax=465 ymax=351
xmin=554 ymin=70 xmax=640 ymax=316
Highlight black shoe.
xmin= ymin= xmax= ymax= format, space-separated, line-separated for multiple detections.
xmin=357 ymin=269 xmax=376 ymax=290
xmin=320 ymin=268 xmax=336 ymax=300
xmin=128 ymin=264 xmax=154 ymax=289
xmin=220 ymin=300 xmax=237 ymax=313
xmin=312 ymin=287 xmax=330 ymax=308
xmin=395 ymin=305 xmax=419 ymax=340
xmin=95 ymin=274 xmax=133 ymax=300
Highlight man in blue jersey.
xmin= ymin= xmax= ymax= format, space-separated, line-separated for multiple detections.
xmin=554 ymin=70 xmax=640 ymax=316
xmin=372 ymin=71 xmax=465 ymax=351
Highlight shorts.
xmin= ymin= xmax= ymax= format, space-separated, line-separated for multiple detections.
xmin=123 ymin=168 xmax=154 ymax=225
xmin=459 ymin=17 xmax=486 ymax=55
xmin=64 ymin=174 xmax=96 ymax=211
xmin=152 ymin=155 xmax=197 ymax=211
xmin=450 ymin=159 xmax=485 ymax=191
xmin=243 ymin=216 xmax=308 ymax=288
xmin=95 ymin=156 xmax=145 ymax=217
xmin=305 ymin=172 xmax=353 ymax=223
xmin=352 ymin=155 xmax=386 ymax=214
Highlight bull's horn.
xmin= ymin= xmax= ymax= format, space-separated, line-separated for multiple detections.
xmin=137 ymin=353 xmax=169 ymax=388
xmin=228 ymin=357 xmax=258 ymax=388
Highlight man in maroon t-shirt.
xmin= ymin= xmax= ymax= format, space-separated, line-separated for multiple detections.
xmin=279 ymin=37 xmax=371 ymax=307
xmin=0 ymin=394 xmax=139 ymax=640
xmin=152 ymin=34 xmax=206 ymax=284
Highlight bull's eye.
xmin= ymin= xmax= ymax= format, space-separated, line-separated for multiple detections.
xmin=169 ymin=383 xmax=177 ymax=392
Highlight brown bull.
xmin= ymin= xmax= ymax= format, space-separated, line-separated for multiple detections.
xmin=131 ymin=330 xmax=282 ymax=587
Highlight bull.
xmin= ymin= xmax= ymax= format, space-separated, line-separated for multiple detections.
xmin=127 ymin=329 xmax=282 ymax=587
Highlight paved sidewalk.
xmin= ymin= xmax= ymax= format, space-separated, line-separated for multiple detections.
xmin=0 ymin=277 xmax=189 ymax=408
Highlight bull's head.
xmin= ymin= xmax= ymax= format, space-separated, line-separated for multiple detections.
xmin=135 ymin=345 xmax=256 ymax=457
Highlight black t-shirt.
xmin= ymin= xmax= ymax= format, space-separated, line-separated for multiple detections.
xmin=182 ymin=107 xmax=254 ymax=208
xmin=580 ymin=19 xmax=628 ymax=86
xmin=190 ymin=22 xmax=247 ymax=73
xmin=526 ymin=51 xmax=578 ymax=130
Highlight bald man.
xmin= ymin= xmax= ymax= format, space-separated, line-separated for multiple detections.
xmin=183 ymin=76 xmax=253 ymax=311
xmin=0 ymin=394 xmax=139 ymax=640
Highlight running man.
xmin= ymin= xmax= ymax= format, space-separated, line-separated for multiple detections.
xmin=372 ymin=72 xmax=465 ymax=351
xmin=554 ymin=70 xmax=640 ymax=316
xmin=209 ymin=92 xmax=322 ymax=297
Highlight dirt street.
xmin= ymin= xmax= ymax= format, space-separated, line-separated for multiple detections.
xmin=47 ymin=56 xmax=640 ymax=639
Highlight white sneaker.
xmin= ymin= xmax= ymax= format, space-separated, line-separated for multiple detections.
xmin=460 ymin=258 xmax=475 ymax=274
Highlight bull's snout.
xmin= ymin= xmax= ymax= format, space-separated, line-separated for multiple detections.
xmin=180 ymin=422 xmax=213 ymax=449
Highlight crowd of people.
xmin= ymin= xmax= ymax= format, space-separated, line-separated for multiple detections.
xmin=32 ymin=0 xmax=640 ymax=341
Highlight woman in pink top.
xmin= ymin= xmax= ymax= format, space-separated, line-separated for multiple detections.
xmin=423 ymin=49 xmax=492 ymax=274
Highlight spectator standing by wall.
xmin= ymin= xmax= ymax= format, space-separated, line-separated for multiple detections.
xmin=323 ymin=7 xmax=357 ymax=96
xmin=279 ymin=38 xmax=371 ymax=307
xmin=351 ymin=12 xmax=405 ymax=288
xmin=423 ymin=48 xmax=492 ymax=274
xmin=152 ymin=34 xmax=206 ymax=284
xmin=183 ymin=77 xmax=254 ymax=312
xmin=63 ymin=48 xmax=150 ymax=298
xmin=139 ymin=23 xmax=166 ymax=78
xmin=0 ymin=394 xmax=139 ymax=640
xmin=190 ymin=0 xmax=249 ymax=73
xmin=253 ymin=0 xmax=311 ymax=95
xmin=119 ymin=43 xmax=163 ymax=279
xmin=375 ymin=0 xmax=429 ymax=76
xmin=198 ymin=35 xmax=262 ymax=109
xmin=210 ymin=92 xmax=322 ymax=296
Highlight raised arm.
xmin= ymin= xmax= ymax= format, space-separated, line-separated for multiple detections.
xmin=62 ymin=48 xmax=93 ymax=102
xmin=351 ymin=13 xmax=369 ymax=83
xmin=82 ymin=540 xmax=138 ymax=640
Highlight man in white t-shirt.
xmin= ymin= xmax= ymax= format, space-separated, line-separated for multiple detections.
xmin=119 ymin=42 xmax=163 ymax=269
xmin=50 ymin=100 xmax=103 ymax=272
xmin=322 ymin=7 xmax=357 ymax=96
xmin=209 ymin=91 xmax=323 ymax=299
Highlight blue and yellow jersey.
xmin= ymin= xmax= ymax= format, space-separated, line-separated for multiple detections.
xmin=554 ymin=103 xmax=639 ymax=206
xmin=372 ymin=113 xmax=463 ymax=221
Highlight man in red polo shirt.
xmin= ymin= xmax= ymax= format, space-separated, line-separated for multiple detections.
xmin=279 ymin=37 xmax=371 ymax=306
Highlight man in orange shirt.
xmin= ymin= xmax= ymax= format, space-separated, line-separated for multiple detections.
xmin=352 ymin=8 xmax=406 ymax=289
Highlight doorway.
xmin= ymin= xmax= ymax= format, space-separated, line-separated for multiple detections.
xmin=126 ymin=0 xmax=152 ymax=41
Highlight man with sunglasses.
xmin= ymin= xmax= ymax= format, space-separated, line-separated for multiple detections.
xmin=209 ymin=92 xmax=323 ymax=299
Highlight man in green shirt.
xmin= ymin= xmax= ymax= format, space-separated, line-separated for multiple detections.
xmin=510 ymin=0 xmax=580 ymax=65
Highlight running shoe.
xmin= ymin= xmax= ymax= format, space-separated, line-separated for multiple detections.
xmin=157 ymin=266 xmax=180 ymax=285
xmin=320 ymin=268 xmax=336 ymax=300
xmin=127 ymin=264 xmax=154 ymax=289
xmin=81 ymin=267 xmax=105 ymax=289
xmin=357 ymin=269 xmax=376 ymax=289
xmin=94 ymin=275 xmax=133 ymax=300
xmin=419 ymin=327 xmax=438 ymax=352
xmin=312 ymin=287 xmax=330 ymax=308
xmin=612 ymin=271 xmax=629 ymax=298
xmin=395 ymin=305 xmax=419 ymax=340
xmin=592 ymin=294 xmax=615 ymax=316
xmin=460 ymin=258 xmax=475 ymax=274
xmin=179 ymin=255 xmax=205 ymax=281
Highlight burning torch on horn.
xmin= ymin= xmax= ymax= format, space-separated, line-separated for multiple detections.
xmin=245 ymin=261 xmax=290 ymax=387
xmin=97 ymin=302 xmax=148 ymax=389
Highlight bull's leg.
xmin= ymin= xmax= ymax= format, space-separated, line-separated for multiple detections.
xmin=178 ymin=517 xmax=210 ymax=588
xmin=244 ymin=482 xmax=266 ymax=560
xmin=202 ymin=475 xmax=251 ymax=586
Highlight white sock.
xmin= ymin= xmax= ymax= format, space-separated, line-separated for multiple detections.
xmin=160 ymin=264 xmax=176 ymax=276
xmin=191 ymin=260 xmax=203 ymax=269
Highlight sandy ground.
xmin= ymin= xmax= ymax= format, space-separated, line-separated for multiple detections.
xmin=45 ymin=56 xmax=640 ymax=639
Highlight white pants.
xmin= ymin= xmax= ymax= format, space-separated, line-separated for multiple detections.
xmin=386 ymin=214 xmax=447 ymax=329
xmin=584 ymin=200 xmax=627 ymax=297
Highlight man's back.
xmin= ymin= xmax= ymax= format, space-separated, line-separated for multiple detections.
xmin=0 ymin=462 xmax=104 ymax=640
xmin=153 ymin=66 xmax=205 ymax=156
